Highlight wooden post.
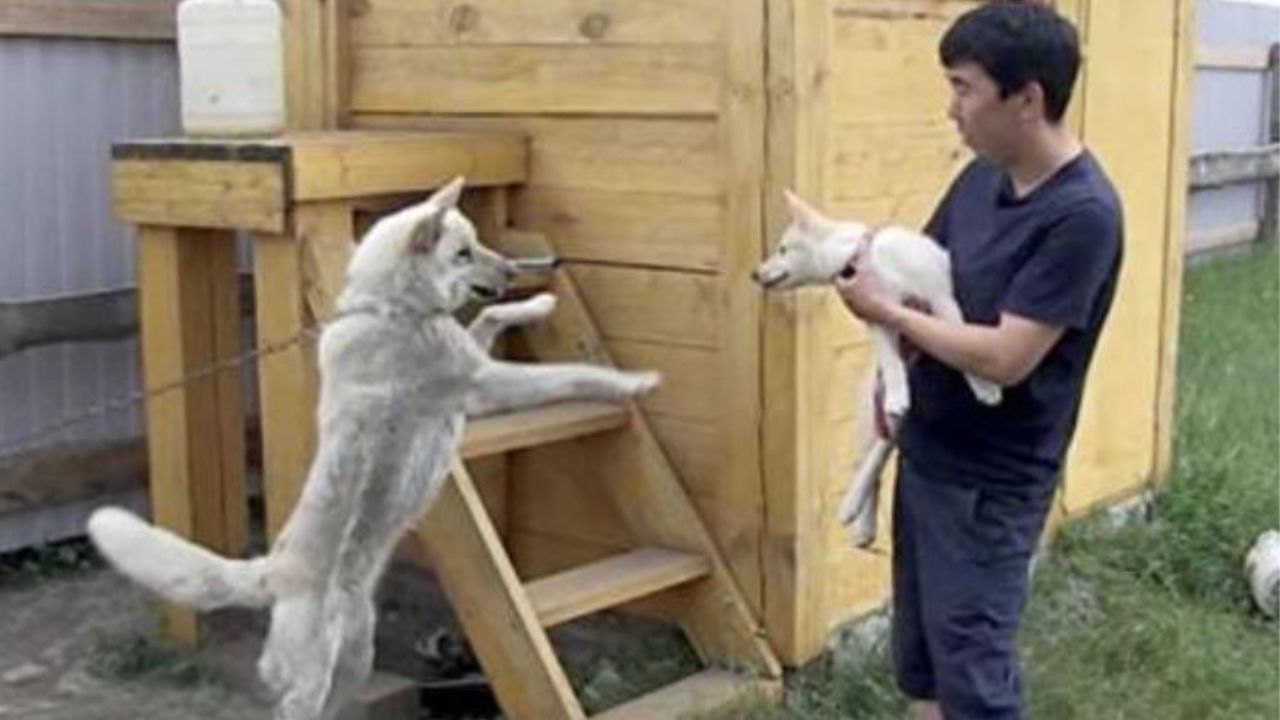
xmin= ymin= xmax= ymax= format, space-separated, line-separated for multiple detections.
xmin=283 ymin=0 xmax=347 ymax=129
xmin=137 ymin=226 xmax=246 ymax=646
xmin=1264 ymin=43 xmax=1279 ymax=243
xmin=253 ymin=229 xmax=318 ymax=541
xmin=1153 ymin=0 xmax=1197 ymax=487
xmin=254 ymin=202 xmax=355 ymax=540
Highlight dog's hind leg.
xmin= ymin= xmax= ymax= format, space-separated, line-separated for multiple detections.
xmin=317 ymin=591 xmax=377 ymax=720
xmin=839 ymin=437 xmax=891 ymax=547
xmin=262 ymin=593 xmax=334 ymax=720
xmin=838 ymin=365 xmax=892 ymax=547
xmin=467 ymin=293 xmax=557 ymax=352
xmin=871 ymin=326 xmax=910 ymax=420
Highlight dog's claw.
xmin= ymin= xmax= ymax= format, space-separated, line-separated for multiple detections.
xmin=625 ymin=370 xmax=662 ymax=397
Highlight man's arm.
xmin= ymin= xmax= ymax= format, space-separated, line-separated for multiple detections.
xmin=840 ymin=200 xmax=1119 ymax=387
xmin=840 ymin=279 xmax=1063 ymax=387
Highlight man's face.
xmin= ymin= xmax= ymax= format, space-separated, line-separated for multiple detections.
xmin=945 ymin=61 xmax=1025 ymax=165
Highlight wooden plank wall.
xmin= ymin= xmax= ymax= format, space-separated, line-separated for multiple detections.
xmin=1064 ymin=0 xmax=1187 ymax=512
xmin=346 ymin=0 xmax=769 ymax=616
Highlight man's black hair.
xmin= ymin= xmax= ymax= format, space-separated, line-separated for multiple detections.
xmin=940 ymin=0 xmax=1081 ymax=123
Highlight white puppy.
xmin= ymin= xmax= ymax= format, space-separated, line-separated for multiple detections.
xmin=753 ymin=191 xmax=1001 ymax=547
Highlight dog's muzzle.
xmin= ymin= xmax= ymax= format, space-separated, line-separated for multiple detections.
xmin=752 ymin=268 xmax=789 ymax=289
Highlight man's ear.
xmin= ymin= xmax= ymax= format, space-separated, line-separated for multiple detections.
xmin=1019 ymin=81 xmax=1045 ymax=122
xmin=784 ymin=189 xmax=830 ymax=231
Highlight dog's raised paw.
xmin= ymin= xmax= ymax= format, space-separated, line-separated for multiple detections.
xmin=524 ymin=292 xmax=557 ymax=319
xmin=623 ymin=370 xmax=661 ymax=397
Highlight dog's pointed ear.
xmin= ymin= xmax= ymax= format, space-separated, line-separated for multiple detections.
xmin=408 ymin=206 xmax=443 ymax=255
xmin=429 ymin=176 xmax=465 ymax=210
xmin=784 ymin=189 xmax=828 ymax=231
xmin=405 ymin=177 xmax=466 ymax=254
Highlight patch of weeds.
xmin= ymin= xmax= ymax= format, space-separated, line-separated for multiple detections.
xmin=87 ymin=629 xmax=221 ymax=688
xmin=735 ymin=628 xmax=905 ymax=720
xmin=0 ymin=539 xmax=100 ymax=588
xmin=564 ymin=630 xmax=700 ymax=714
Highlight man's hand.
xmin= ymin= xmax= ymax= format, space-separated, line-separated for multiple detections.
xmin=835 ymin=261 xmax=897 ymax=325
xmin=836 ymin=263 xmax=929 ymax=362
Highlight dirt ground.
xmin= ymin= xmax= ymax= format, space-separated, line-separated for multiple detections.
xmin=0 ymin=556 xmax=694 ymax=720
xmin=0 ymin=568 xmax=271 ymax=720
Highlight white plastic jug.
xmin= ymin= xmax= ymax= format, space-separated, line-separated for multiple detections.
xmin=177 ymin=0 xmax=285 ymax=136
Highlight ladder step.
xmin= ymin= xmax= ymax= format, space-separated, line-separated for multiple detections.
xmin=526 ymin=547 xmax=711 ymax=628
xmin=591 ymin=669 xmax=781 ymax=720
xmin=460 ymin=401 xmax=629 ymax=460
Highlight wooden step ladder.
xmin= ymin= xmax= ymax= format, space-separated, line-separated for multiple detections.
xmin=408 ymin=229 xmax=781 ymax=719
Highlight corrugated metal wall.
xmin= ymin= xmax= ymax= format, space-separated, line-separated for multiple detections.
xmin=0 ymin=38 xmax=178 ymax=452
xmin=1190 ymin=0 xmax=1279 ymax=237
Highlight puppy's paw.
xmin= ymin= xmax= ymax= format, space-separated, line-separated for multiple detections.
xmin=844 ymin=520 xmax=877 ymax=550
xmin=836 ymin=487 xmax=862 ymax=526
xmin=971 ymin=378 xmax=1002 ymax=406
xmin=883 ymin=392 xmax=910 ymax=420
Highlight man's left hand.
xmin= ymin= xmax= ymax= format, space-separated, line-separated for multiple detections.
xmin=836 ymin=262 xmax=897 ymax=326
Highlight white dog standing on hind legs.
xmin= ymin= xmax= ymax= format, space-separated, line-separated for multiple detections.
xmin=86 ymin=177 xmax=660 ymax=720
xmin=753 ymin=191 xmax=1002 ymax=548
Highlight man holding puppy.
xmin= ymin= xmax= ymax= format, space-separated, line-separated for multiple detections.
xmin=838 ymin=2 xmax=1123 ymax=719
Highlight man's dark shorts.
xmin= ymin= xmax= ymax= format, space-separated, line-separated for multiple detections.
xmin=891 ymin=457 xmax=1055 ymax=719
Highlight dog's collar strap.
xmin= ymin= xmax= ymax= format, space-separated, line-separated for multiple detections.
xmin=837 ymin=224 xmax=888 ymax=280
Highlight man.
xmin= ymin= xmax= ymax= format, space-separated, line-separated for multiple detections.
xmin=837 ymin=2 xmax=1123 ymax=719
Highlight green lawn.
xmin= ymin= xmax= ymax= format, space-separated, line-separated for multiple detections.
xmin=742 ymin=240 xmax=1280 ymax=719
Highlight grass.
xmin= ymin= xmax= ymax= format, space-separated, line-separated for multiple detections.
xmin=0 ymin=538 xmax=99 ymax=588
xmin=86 ymin=628 xmax=222 ymax=688
xmin=741 ymin=240 xmax=1279 ymax=719
xmin=563 ymin=628 xmax=701 ymax=714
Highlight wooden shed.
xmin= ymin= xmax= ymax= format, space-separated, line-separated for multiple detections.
xmin=109 ymin=0 xmax=1195 ymax=716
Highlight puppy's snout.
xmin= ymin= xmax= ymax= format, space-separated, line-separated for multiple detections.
xmin=750 ymin=268 xmax=763 ymax=284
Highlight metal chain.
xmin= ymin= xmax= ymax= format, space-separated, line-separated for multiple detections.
xmin=0 ymin=323 xmax=326 ymax=459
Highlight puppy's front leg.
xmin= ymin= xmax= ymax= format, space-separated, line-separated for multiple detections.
xmin=466 ymin=360 xmax=660 ymax=417
xmin=928 ymin=294 xmax=1003 ymax=405
xmin=871 ymin=325 xmax=910 ymax=424
xmin=467 ymin=293 xmax=558 ymax=353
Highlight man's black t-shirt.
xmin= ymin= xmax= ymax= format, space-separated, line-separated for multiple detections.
xmin=897 ymin=151 xmax=1124 ymax=492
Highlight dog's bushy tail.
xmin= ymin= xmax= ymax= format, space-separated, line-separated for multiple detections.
xmin=87 ymin=506 xmax=273 ymax=610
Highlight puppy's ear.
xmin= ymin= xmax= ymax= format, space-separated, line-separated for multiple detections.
xmin=784 ymin=189 xmax=828 ymax=231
